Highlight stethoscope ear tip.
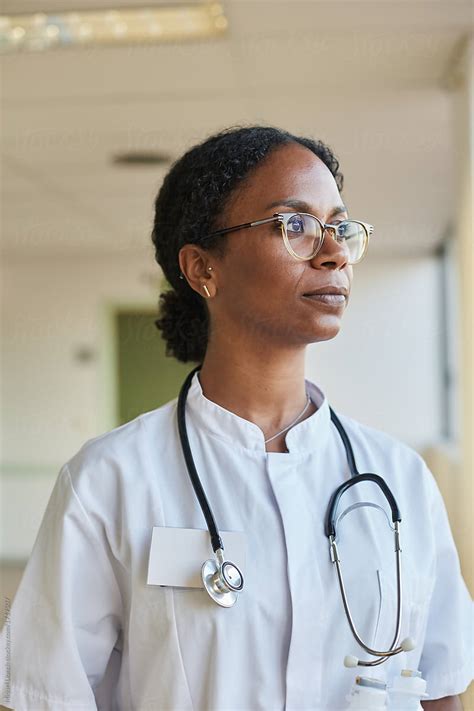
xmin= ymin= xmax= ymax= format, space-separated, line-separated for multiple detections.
xmin=401 ymin=637 xmax=416 ymax=652
xmin=344 ymin=655 xmax=359 ymax=668
xmin=343 ymin=639 xmax=416 ymax=669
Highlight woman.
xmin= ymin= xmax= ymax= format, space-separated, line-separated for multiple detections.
xmin=1 ymin=126 xmax=471 ymax=710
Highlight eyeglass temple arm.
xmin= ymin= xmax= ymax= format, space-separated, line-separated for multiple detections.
xmin=362 ymin=222 xmax=374 ymax=235
xmin=205 ymin=216 xmax=279 ymax=239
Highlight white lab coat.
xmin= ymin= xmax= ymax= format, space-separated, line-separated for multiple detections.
xmin=1 ymin=371 xmax=472 ymax=710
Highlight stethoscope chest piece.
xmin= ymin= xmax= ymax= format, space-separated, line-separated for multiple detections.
xmin=201 ymin=553 xmax=244 ymax=608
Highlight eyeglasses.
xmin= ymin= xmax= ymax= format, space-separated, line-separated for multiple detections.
xmin=203 ymin=212 xmax=374 ymax=265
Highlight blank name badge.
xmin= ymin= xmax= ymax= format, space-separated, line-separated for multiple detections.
xmin=147 ymin=526 xmax=246 ymax=589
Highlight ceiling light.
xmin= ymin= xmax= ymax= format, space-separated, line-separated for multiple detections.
xmin=0 ymin=3 xmax=227 ymax=53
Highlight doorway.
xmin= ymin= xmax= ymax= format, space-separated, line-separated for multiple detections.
xmin=116 ymin=309 xmax=193 ymax=425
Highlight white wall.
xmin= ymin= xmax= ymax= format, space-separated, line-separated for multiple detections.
xmin=1 ymin=253 xmax=443 ymax=559
xmin=1 ymin=251 xmax=157 ymax=463
xmin=308 ymin=255 xmax=443 ymax=449
xmin=1 ymin=251 xmax=158 ymax=559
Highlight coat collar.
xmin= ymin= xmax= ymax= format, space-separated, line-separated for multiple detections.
xmin=185 ymin=369 xmax=331 ymax=454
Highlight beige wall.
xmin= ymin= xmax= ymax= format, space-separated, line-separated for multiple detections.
xmin=452 ymin=34 xmax=474 ymax=711
xmin=447 ymin=35 xmax=474 ymax=595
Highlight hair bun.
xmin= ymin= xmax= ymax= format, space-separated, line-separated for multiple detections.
xmin=155 ymin=289 xmax=208 ymax=363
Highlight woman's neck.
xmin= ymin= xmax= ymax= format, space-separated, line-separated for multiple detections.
xmin=198 ymin=342 xmax=316 ymax=449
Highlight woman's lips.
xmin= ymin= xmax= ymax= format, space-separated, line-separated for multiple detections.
xmin=303 ymin=294 xmax=346 ymax=306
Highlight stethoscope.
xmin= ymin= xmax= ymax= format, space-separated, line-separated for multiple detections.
xmin=177 ymin=365 xmax=415 ymax=668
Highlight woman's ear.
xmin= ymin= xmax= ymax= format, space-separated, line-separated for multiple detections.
xmin=178 ymin=245 xmax=217 ymax=298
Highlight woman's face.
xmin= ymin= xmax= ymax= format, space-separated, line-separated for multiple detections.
xmin=210 ymin=141 xmax=353 ymax=348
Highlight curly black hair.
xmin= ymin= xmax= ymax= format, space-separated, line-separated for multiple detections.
xmin=151 ymin=124 xmax=344 ymax=363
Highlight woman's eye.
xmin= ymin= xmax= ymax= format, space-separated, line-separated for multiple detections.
xmin=334 ymin=221 xmax=351 ymax=236
xmin=287 ymin=216 xmax=304 ymax=233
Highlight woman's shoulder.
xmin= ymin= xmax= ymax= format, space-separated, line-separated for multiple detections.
xmin=310 ymin=380 xmax=427 ymax=474
xmin=329 ymin=409 xmax=435 ymax=490
xmin=64 ymin=396 xmax=179 ymax=491
xmin=332 ymin=408 xmax=421 ymax=455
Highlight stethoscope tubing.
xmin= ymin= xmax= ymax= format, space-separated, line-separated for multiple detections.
xmin=325 ymin=473 xmax=402 ymax=538
xmin=176 ymin=365 xmax=406 ymax=666
xmin=177 ymin=365 xmax=224 ymax=553
xmin=331 ymin=523 xmax=403 ymax=666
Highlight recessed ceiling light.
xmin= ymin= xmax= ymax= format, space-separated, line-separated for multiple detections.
xmin=112 ymin=151 xmax=172 ymax=166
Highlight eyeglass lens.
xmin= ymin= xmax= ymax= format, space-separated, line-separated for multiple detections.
xmin=285 ymin=213 xmax=367 ymax=263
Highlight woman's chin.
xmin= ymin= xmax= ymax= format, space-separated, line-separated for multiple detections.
xmin=306 ymin=318 xmax=343 ymax=343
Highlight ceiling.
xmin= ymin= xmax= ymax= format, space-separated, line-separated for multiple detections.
xmin=1 ymin=1 xmax=472 ymax=259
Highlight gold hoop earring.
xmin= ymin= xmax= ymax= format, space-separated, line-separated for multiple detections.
xmin=202 ymin=284 xmax=211 ymax=298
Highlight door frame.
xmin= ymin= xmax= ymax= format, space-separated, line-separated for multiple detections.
xmin=99 ymin=299 xmax=157 ymax=433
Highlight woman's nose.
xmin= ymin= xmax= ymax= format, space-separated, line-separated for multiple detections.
xmin=311 ymin=226 xmax=350 ymax=269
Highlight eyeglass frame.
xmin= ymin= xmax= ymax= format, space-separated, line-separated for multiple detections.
xmin=179 ymin=212 xmax=374 ymax=279
xmin=201 ymin=212 xmax=374 ymax=265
